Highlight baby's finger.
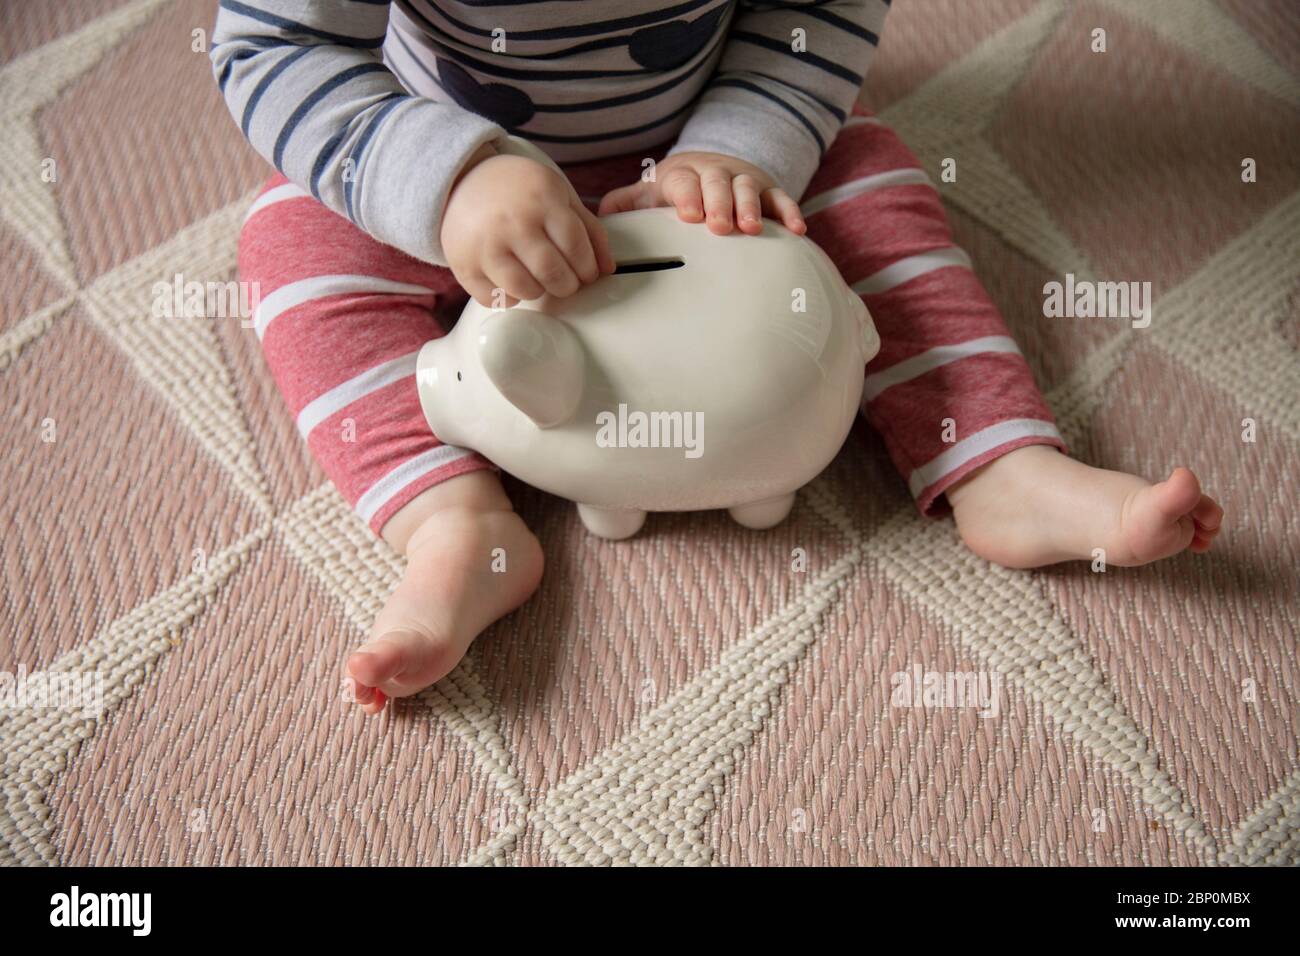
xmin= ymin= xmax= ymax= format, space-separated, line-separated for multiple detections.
xmin=700 ymin=169 xmax=734 ymax=235
xmin=574 ymin=201 xmax=616 ymax=274
xmin=515 ymin=236 xmax=581 ymax=298
xmin=460 ymin=271 xmax=501 ymax=308
xmin=598 ymin=184 xmax=641 ymax=216
xmin=732 ymin=173 xmax=764 ymax=235
xmin=483 ymin=251 xmax=541 ymax=304
xmin=631 ymin=189 xmax=666 ymax=210
xmin=546 ymin=208 xmax=600 ymax=284
xmin=662 ymin=168 xmax=704 ymax=222
xmin=761 ymin=187 xmax=806 ymax=235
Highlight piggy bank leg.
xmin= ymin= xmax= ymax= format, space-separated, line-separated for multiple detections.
xmin=729 ymin=493 xmax=796 ymax=530
xmin=577 ymin=503 xmax=647 ymax=540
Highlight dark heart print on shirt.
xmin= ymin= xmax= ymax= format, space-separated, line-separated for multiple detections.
xmin=628 ymin=5 xmax=728 ymax=71
xmin=435 ymin=5 xmax=728 ymax=130
xmin=437 ymin=57 xmax=536 ymax=129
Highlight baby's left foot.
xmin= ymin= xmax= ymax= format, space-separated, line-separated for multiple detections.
xmin=947 ymin=445 xmax=1223 ymax=569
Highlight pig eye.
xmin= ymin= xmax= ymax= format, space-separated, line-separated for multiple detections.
xmin=456 ymin=371 xmax=462 ymax=381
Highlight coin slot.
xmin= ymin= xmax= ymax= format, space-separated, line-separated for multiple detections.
xmin=612 ymin=257 xmax=685 ymax=275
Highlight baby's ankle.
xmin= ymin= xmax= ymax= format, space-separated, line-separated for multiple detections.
xmin=381 ymin=469 xmax=512 ymax=555
xmin=947 ymin=444 xmax=1059 ymax=509
xmin=404 ymin=500 xmax=521 ymax=560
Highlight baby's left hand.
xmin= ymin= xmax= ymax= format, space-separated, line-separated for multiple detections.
xmin=597 ymin=151 xmax=805 ymax=237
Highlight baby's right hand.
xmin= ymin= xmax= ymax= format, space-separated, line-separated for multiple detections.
xmin=441 ymin=147 xmax=615 ymax=307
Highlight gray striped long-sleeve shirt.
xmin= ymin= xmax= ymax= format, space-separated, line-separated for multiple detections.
xmin=211 ymin=0 xmax=890 ymax=265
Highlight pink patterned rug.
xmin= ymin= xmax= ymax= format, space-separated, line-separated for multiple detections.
xmin=1 ymin=0 xmax=1297 ymax=865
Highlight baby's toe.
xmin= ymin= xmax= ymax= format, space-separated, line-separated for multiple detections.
xmin=350 ymin=628 xmax=455 ymax=700
xmin=357 ymin=688 xmax=387 ymax=715
xmin=1117 ymin=477 xmax=1200 ymax=564
xmin=344 ymin=677 xmax=388 ymax=715
xmin=1192 ymin=493 xmax=1223 ymax=532
xmin=347 ymin=640 xmax=405 ymax=688
xmin=1152 ymin=467 xmax=1202 ymax=519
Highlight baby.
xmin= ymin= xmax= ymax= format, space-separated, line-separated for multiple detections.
xmin=212 ymin=0 xmax=1223 ymax=714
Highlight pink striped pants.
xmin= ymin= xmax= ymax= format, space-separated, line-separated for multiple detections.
xmin=239 ymin=109 xmax=1065 ymax=536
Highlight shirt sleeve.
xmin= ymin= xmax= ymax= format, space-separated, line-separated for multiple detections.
xmin=667 ymin=0 xmax=891 ymax=200
xmin=210 ymin=0 xmax=508 ymax=265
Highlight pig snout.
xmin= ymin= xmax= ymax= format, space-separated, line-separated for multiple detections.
xmin=415 ymin=336 xmax=469 ymax=446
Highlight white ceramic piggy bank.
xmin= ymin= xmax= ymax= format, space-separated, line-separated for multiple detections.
xmin=416 ymin=206 xmax=880 ymax=540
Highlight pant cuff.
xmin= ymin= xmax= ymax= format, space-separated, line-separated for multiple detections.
xmin=366 ymin=452 xmax=498 ymax=536
xmin=913 ymin=427 xmax=1068 ymax=517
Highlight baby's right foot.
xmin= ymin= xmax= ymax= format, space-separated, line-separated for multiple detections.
xmin=948 ymin=445 xmax=1222 ymax=569
xmin=346 ymin=474 xmax=543 ymax=714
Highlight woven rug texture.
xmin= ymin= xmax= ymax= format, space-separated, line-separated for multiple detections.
xmin=1 ymin=0 xmax=1298 ymax=865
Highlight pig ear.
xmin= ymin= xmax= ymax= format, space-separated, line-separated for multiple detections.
xmin=852 ymin=292 xmax=881 ymax=361
xmin=478 ymin=309 xmax=585 ymax=428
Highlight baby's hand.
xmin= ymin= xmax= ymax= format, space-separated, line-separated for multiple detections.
xmin=597 ymin=151 xmax=806 ymax=237
xmin=441 ymin=146 xmax=615 ymax=307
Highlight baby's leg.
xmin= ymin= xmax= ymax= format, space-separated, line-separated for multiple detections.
xmin=240 ymin=177 xmax=542 ymax=713
xmin=805 ymin=112 xmax=1222 ymax=567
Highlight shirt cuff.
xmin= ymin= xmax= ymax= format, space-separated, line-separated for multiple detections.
xmin=352 ymin=100 xmax=507 ymax=266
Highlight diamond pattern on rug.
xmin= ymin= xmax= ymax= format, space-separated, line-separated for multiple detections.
xmin=2 ymin=0 xmax=1296 ymax=866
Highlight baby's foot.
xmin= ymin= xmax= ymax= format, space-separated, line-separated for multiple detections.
xmin=347 ymin=480 xmax=543 ymax=714
xmin=947 ymin=445 xmax=1223 ymax=569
